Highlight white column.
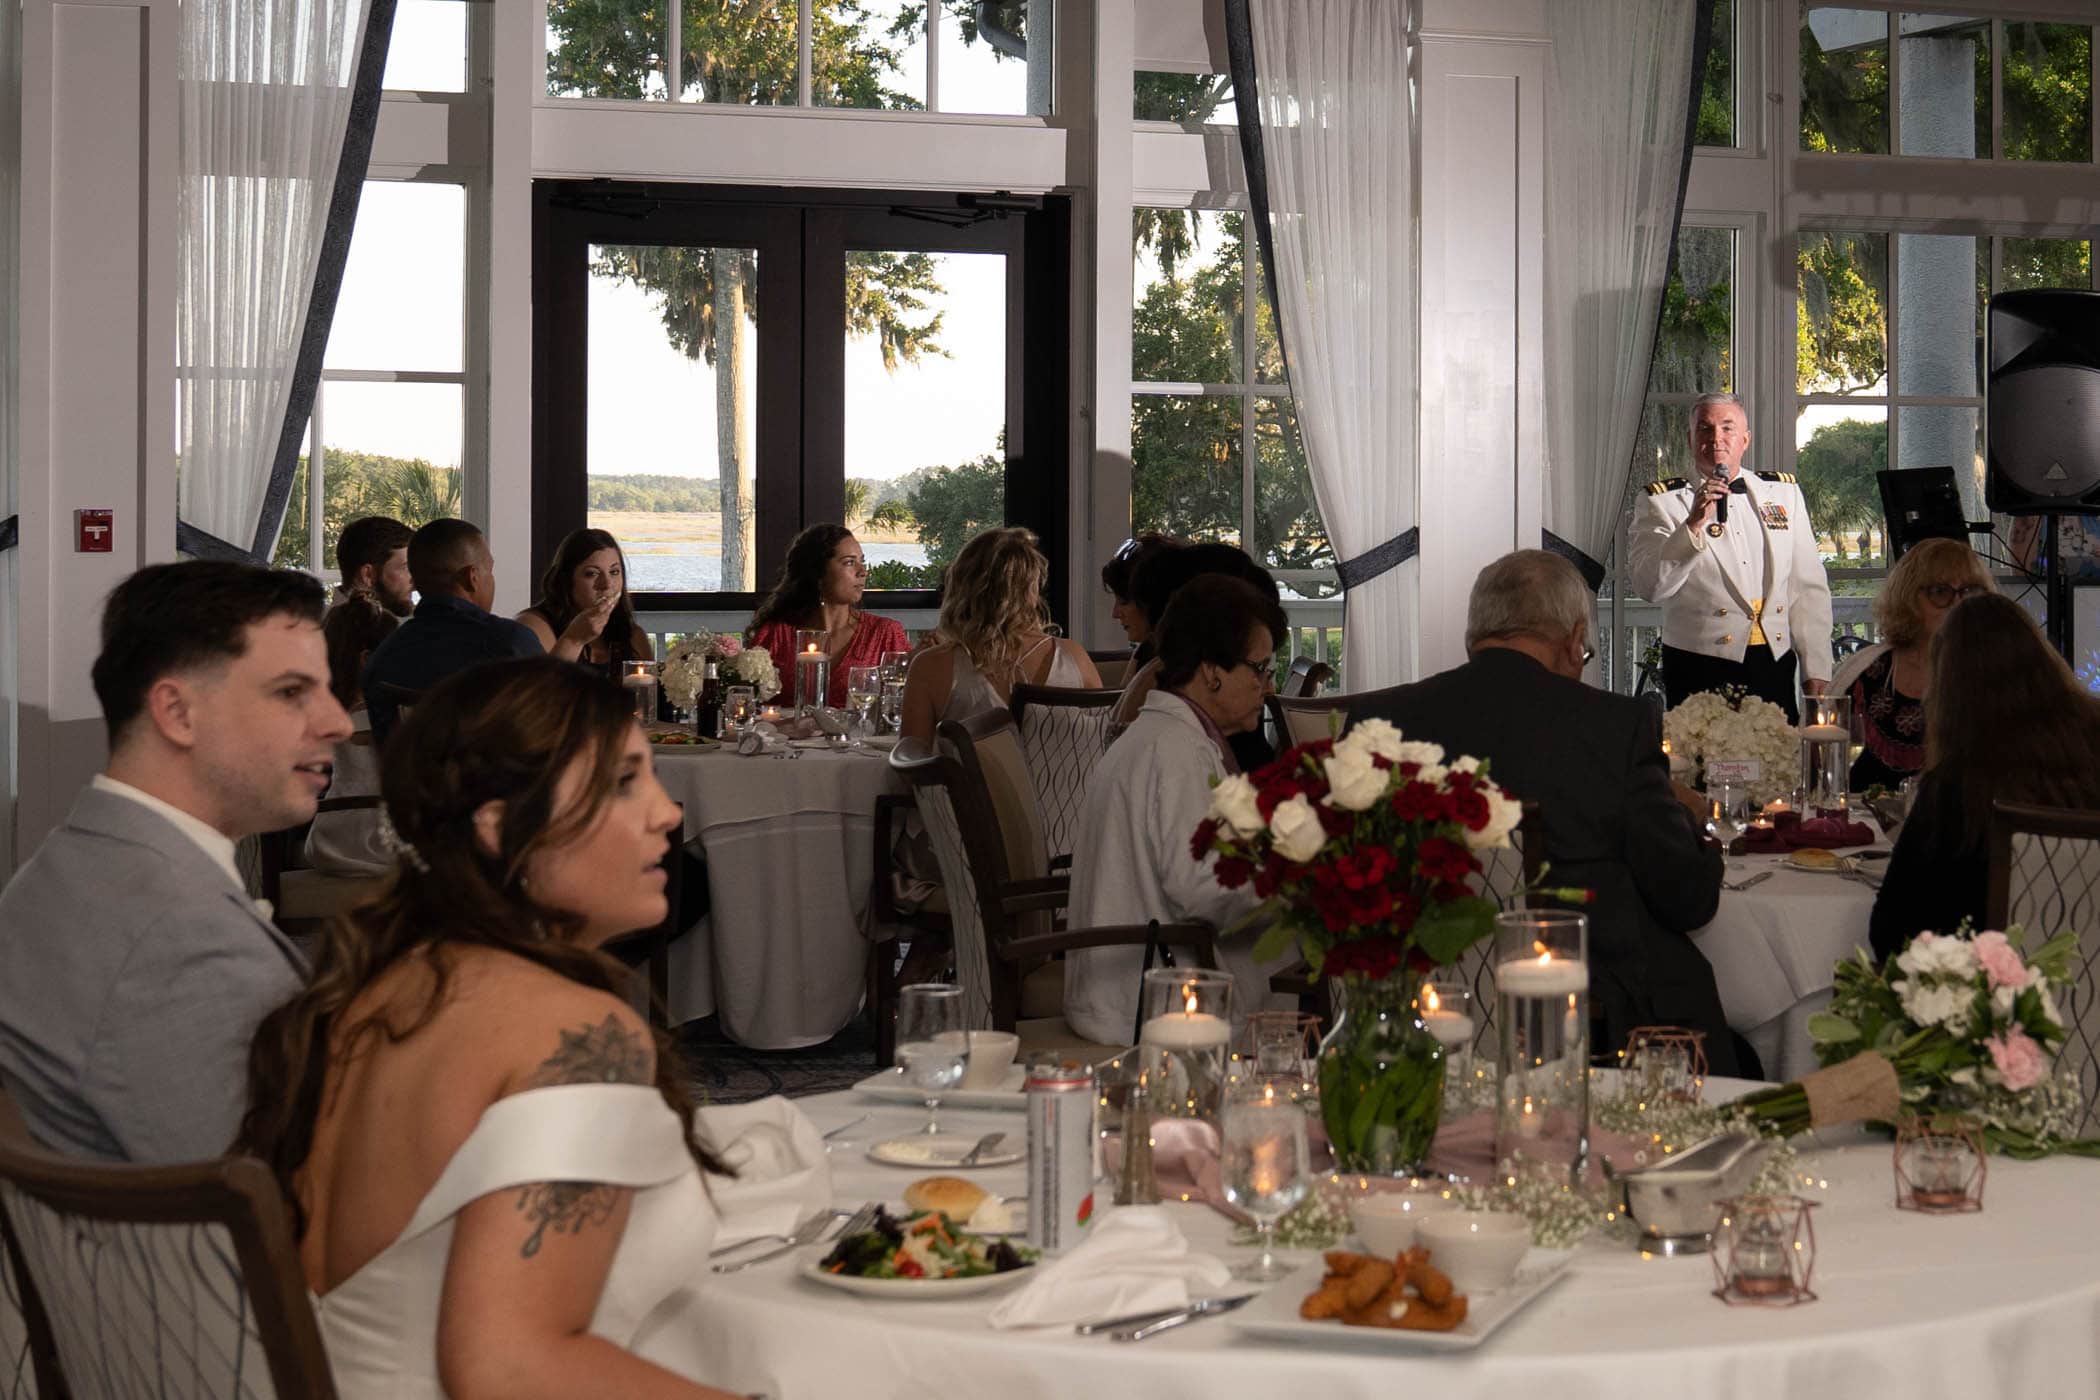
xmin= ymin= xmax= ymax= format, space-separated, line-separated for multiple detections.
xmin=14 ymin=0 xmax=178 ymax=859
xmin=485 ymin=0 xmax=534 ymax=611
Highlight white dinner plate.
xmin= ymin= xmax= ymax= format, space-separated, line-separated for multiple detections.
xmin=1228 ymin=1248 xmax=1575 ymax=1353
xmin=852 ymin=1064 xmax=1028 ymax=1109
xmin=865 ymin=1134 xmax=1024 ymax=1169
xmin=798 ymin=1255 xmax=1036 ymax=1300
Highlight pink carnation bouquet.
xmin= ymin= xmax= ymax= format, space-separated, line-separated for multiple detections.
xmin=1735 ymin=923 xmax=2100 ymax=1158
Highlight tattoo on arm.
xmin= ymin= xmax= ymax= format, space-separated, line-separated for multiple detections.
xmin=522 ymin=1013 xmax=653 ymax=1089
xmin=510 ymin=1014 xmax=653 ymax=1259
xmin=515 ymin=1180 xmax=618 ymax=1259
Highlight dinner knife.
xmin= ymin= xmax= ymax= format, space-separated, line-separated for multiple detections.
xmin=1109 ymin=1294 xmax=1256 ymax=1342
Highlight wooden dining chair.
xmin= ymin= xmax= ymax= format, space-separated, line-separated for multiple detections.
xmin=1263 ymin=691 xmax=1358 ymax=750
xmin=258 ymin=795 xmax=391 ymax=933
xmin=1987 ymin=801 xmax=2100 ymax=1136
xmin=1444 ymin=804 xmax=1543 ymax=1059
xmin=1283 ymin=654 xmax=1337 ymax=698
xmin=0 ymin=1088 xmax=336 ymax=1400
xmin=1085 ymin=648 xmax=1134 ymax=690
xmin=889 ymin=721 xmax=1215 ymax=1059
xmin=1008 ymin=683 xmax=1120 ymax=870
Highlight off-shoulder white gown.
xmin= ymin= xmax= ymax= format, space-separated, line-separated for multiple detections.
xmin=311 ymin=1083 xmax=720 ymax=1397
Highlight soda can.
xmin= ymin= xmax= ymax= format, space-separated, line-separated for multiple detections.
xmin=1025 ymin=1059 xmax=1097 ymax=1252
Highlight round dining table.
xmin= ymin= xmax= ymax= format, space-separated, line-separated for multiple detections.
xmin=675 ymin=1083 xmax=2100 ymax=1399
xmin=1691 ymin=849 xmax=1882 ymax=1081
xmin=648 ymin=738 xmax=903 ymax=1048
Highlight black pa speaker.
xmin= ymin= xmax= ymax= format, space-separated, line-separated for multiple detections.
xmin=1877 ymin=467 xmax=1971 ymax=560
xmin=1986 ymin=288 xmax=2100 ymax=514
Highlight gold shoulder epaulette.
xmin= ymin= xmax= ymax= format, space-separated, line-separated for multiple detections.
xmin=1644 ymin=477 xmax=1688 ymax=496
xmin=1755 ymin=470 xmax=1796 ymax=484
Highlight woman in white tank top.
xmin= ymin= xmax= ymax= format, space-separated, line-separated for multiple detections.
xmin=900 ymin=527 xmax=1102 ymax=741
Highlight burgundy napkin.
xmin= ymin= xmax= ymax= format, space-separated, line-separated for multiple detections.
xmin=1780 ymin=815 xmax=1875 ymax=849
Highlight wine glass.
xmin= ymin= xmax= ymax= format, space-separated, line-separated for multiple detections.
xmin=879 ymin=676 xmax=906 ymax=734
xmin=846 ymin=665 xmax=880 ymax=740
xmin=1219 ymin=1080 xmax=1310 ymax=1281
xmin=895 ymin=984 xmax=968 ymax=1136
xmin=1708 ymin=781 xmax=1747 ymax=852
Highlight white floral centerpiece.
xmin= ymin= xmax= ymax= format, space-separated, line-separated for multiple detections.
xmin=1661 ymin=687 xmax=1798 ymax=806
xmin=660 ymin=630 xmax=781 ymax=710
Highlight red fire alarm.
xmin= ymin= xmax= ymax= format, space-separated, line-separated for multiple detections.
xmin=76 ymin=509 xmax=114 ymax=553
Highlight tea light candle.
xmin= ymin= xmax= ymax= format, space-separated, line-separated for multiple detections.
xmin=1419 ymin=986 xmax=1475 ymax=1049
xmin=1801 ymin=723 xmax=1849 ymax=742
xmin=1495 ymin=953 xmax=1589 ymax=996
xmin=1141 ymin=1009 xmax=1231 ymax=1051
xmin=1763 ymin=799 xmax=1791 ymax=816
xmin=1731 ymin=1233 xmax=1792 ymax=1296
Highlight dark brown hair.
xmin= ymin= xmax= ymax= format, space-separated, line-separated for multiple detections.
xmin=749 ymin=522 xmax=856 ymax=634
xmin=92 ymin=561 xmax=328 ymax=745
xmin=1926 ymin=592 xmax=2100 ymax=847
xmin=322 ymin=590 xmax=400 ymax=710
xmin=405 ymin=517 xmax=486 ymax=595
xmin=334 ymin=515 xmax=412 ymax=581
xmin=237 ymin=658 xmax=716 ymax=1229
xmin=1155 ymin=574 xmax=1290 ymax=691
xmin=1100 ymin=532 xmax=1181 ymax=602
xmin=530 ymin=527 xmax=641 ymax=666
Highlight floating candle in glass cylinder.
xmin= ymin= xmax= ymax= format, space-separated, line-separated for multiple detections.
xmin=1799 ymin=694 xmax=1852 ymax=814
xmin=793 ymin=629 xmax=829 ymax=712
xmin=1140 ymin=968 xmax=1233 ymax=1121
xmin=1493 ymin=912 xmax=1590 ymax=1182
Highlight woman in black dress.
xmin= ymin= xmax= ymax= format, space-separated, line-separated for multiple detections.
xmin=1836 ymin=538 xmax=1993 ymax=792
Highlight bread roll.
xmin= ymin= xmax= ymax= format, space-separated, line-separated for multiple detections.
xmin=903 ymin=1176 xmax=989 ymax=1219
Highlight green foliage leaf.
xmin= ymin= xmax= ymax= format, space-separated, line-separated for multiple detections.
xmin=1410 ymin=897 xmax=1494 ymax=967
xmin=1806 ymin=1012 xmax=1860 ymax=1044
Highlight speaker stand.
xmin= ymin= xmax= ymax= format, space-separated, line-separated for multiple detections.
xmin=2045 ymin=512 xmax=2075 ymax=664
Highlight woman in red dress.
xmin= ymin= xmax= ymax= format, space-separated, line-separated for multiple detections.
xmin=747 ymin=524 xmax=910 ymax=708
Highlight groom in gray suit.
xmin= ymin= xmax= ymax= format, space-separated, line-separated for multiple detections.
xmin=0 ymin=562 xmax=351 ymax=1162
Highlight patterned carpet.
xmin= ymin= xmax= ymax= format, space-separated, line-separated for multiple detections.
xmin=679 ymin=1012 xmax=880 ymax=1105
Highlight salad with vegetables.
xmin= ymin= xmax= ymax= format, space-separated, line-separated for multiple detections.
xmin=818 ymin=1208 xmax=1035 ymax=1281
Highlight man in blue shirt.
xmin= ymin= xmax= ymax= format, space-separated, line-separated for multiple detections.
xmin=362 ymin=518 xmax=544 ymax=740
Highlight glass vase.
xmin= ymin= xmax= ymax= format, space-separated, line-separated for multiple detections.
xmin=1316 ymin=972 xmax=1446 ymax=1176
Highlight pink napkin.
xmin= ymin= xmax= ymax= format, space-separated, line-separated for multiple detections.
xmin=1102 ymin=1119 xmax=1228 ymax=1206
xmin=1423 ymin=1110 xmax=1649 ymax=1187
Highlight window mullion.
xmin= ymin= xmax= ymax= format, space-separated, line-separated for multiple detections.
xmin=1991 ymin=18 xmax=2004 ymax=159
xmin=1886 ymin=11 xmax=1902 ymax=156
xmin=667 ymin=0 xmax=682 ymax=101
xmin=927 ymin=0 xmax=941 ymax=114
xmin=797 ymin=0 xmax=812 ymax=106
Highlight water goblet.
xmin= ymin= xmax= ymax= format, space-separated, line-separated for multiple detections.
xmin=1708 ymin=781 xmax=1748 ymax=852
xmin=846 ymin=665 xmax=880 ymax=742
xmin=1220 ymin=1080 xmax=1311 ymax=1281
xmin=895 ymin=983 xmax=968 ymax=1136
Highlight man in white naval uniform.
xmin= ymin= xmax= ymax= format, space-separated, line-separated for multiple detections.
xmin=1626 ymin=393 xmax=1834 ymax=722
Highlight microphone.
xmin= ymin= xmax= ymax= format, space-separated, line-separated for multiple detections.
xmin=1715 ymin=481 xmax=1727 ymax=526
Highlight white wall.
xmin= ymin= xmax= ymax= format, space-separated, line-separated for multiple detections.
xmin=11 ymin=0 xmax=176 ymax=862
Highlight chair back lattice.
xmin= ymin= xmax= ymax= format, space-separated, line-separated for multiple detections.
xmin=0 ymin=1091 xmax=335 ymax=1400
xmin=1010 ymin=685 xmax=1118 ymax=866
xmin=1989 ymin=803 xmax=2100 ymax=1138
xmin=900 ymin=771 xmax=996 ymax=1032
xmin=1445 ymin=806 xmax=1543 ymax=1058
xmin=1265 ymin=693 xmax=1354 ymax=750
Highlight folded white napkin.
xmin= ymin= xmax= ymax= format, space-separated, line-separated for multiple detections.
xmin=695 ymin=1095 xmax=834 ymax=1248
xmin=986 ymin=1206 xmax=1232 ymax=1329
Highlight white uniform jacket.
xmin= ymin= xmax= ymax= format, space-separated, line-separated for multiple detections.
xmin=1624 ymin=468 xmax=1835 ymax=682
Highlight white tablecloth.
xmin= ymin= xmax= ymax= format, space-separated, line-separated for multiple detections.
xmin=664 ymin=1087 xmax=2100 ymax=1400
xmin=651 ymin=743 xmax=902 ymax=1049
xmin=1692 ymin=851 xmax=1880 ymax=1081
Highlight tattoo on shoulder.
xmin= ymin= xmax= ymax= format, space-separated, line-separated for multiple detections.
xmin=523 ymin=1013 xmax=653 ymax=1089
xmin=515 ymin=1181 xmax=618 ymax=1258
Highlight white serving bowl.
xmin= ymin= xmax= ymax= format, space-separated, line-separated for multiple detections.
xmin=1348 ymin=1188 xmax=1457 ymax=1259
xmin=1416 ymin=1210 xmax=1531 ymax=1295
xmin=935 ymin=1030 xmax=1021 ymax=1090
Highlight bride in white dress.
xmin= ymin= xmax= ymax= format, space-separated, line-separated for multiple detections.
xmin=237 ymin=657 xmax=745 ymax=1400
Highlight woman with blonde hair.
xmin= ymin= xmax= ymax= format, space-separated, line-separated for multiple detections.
xmin=1830 ymin=537 xmax=1994 ymax=790
xmin=899 ymin=526 xmax=1101 ymax=741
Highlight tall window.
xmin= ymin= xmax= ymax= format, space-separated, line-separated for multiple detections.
xmin=1129 ymin=210 xmax=1336 ymax=661
xmin=543 ymin=0 xmax=1053 ymax=116
xmin=271 ymin=178 xmax=471 ymax=574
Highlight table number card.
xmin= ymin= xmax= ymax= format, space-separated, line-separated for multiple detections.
xmin=1705 ymin=759 xmax=1762 ymax=786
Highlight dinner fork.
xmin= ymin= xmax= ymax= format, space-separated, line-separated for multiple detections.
xmin=713 ymin=1202 xmax=878 ymax=1274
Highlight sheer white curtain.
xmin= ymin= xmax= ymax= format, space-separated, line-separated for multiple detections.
xmin=177 ymin=0 xmax=368 ymax=555
xmin=1541 ymin=0 xmax=1701 ymax=587
xmin=1246 ymin=0 xmax=1417 ymax=691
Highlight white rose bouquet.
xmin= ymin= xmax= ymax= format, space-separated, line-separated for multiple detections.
xmin=1662 ymin=687 xmax=1799 ymax=806
xmin=660 ymin=630 xmax=781 ymax=710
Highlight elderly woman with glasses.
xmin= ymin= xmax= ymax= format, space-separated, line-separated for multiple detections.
xmin=1830 ymin=538 xmax=1994 ymax=791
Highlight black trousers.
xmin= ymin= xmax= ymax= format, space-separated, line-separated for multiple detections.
xmin=1661 ymin=642 xmax=1799 ymax=724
